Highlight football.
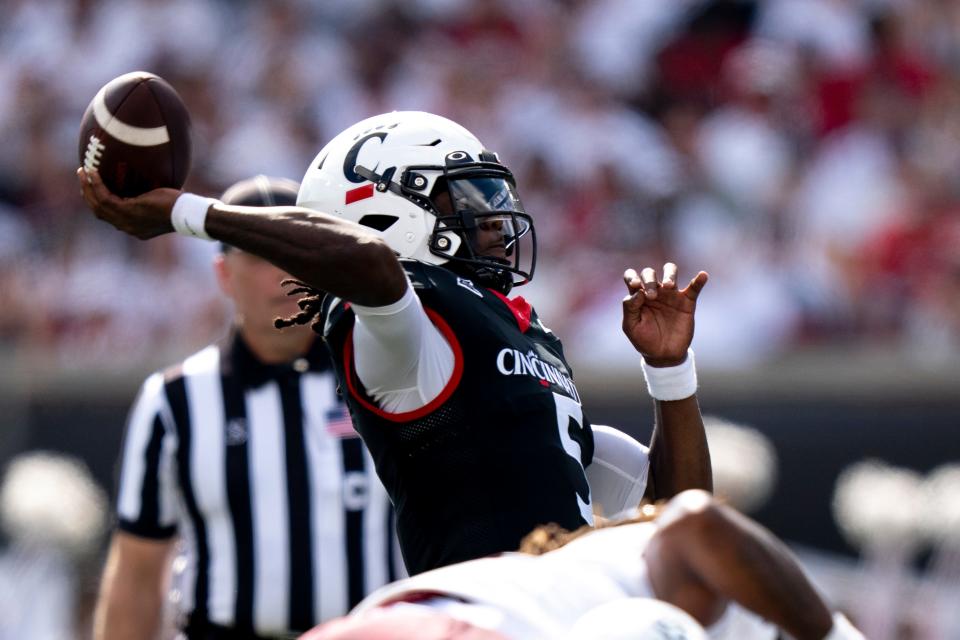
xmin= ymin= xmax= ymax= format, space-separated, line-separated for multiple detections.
xmin=78 ymin=71 xmax=192 ymax=198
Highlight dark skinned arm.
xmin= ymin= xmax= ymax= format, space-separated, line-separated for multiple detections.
xmin=205 ymin=204 xmax=406 ymax=306
xmin=645 ymin=396 xmax=712 ymax=500
xmin=77 ymin=169 xmax=407 ymax=307
xmin=647 ymin=490 xmax=840 ymax=639
xmin=621 ymin=264 xmax=712 ymax=499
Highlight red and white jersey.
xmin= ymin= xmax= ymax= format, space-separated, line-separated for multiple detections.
xmin=354 ymin=522 xmax=658 ymax=639
xmin=352 ymin=520 xmax=777 ymax=640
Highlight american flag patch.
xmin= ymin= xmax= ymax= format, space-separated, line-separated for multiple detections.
xmin=325 ymin=405 xmax=357 ymax=438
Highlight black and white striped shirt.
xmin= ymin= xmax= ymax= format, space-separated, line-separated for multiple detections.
xmin=115 ymin=333 xmax=401 ymax=636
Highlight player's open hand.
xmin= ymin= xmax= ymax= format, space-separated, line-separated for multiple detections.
xmin=621 ymin=263 xmax=708 ymax=366
xmin=77 ymin=167 xmax=180 ymax=240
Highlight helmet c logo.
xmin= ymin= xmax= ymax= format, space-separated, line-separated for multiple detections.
xmin=343 ymin=132 xmax=388 ymax=183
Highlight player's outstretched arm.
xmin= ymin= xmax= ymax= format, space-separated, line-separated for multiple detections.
xmin=620 ymin=263 xmax=712 ymax=499
xmin=77 ymin=168 xmax=407 ymax=307
xmin=646 ymin=490 xmax=863 ymax=640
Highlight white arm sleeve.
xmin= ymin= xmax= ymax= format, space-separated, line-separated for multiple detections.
xmin=351 ymin=283 xmax=455 ymax=413
xmin=587 ymin=425 xmax=650 ymax=520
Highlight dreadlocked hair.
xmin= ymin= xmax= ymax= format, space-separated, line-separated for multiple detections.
xmin=275 ymin=279 xmax=325 ymax=332
xmin=518 ymin=501 xmax=665 ymax=556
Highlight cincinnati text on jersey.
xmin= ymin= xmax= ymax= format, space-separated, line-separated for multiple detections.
xmin=495 ymin=347 xmax=581 ymax=403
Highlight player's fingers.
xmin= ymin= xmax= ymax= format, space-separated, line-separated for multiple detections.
xmin=78 ymin=168 xmax=100 ymax=201
xmin=85 ymin=168 xmax=114 ymax=203
xmin=662 ymin=262 xmax=678 ymax=289
xmin=77 ymin=167 xmax=92 ymax=196
xmin=81 ymin=189 xmax=97 ymax=212
xmin=640 ymin=267 xmax=658 ymax=300
xmin=623 ymin=268 xmax=642 ymax=294
xmin=622 ymin=291 xmax=645 ymax=314
xmin=682 ymin=271 xmax=709 ymax=301
xmin=80 ymin=169 xmax=129 ymax=228
xmin=78 ymin=169 xmax=101 ymax=210
xmin=77 ymin=166 xmax=93 ymax=186
xmin=77 ymin=168 xmax=89 ymax=198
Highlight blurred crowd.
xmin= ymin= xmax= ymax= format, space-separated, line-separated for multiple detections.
xmin=4 ymin=0 xmax=960 ymax=372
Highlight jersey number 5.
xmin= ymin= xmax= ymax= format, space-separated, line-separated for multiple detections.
xmin=553 ymin=392 xmax=594 ymax=525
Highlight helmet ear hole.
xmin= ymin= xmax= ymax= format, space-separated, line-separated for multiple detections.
xmin=432 ymin=230 xmax=461 ymax=256
xmin=403 ymin=172 xmax=429 ymax=191
xmin=357 ymin=214 xmax=400 ymax=232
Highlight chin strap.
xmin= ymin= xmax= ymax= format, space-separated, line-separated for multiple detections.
xmin=471 ymin=263 xmax=513 ymax=295
xmin=354 ymin=164 xmax=404 ymax=197
xmin=445 ymin=259 xmax=513 ymax=295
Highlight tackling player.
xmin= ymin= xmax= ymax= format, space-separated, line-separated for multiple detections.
xmin=78 ymin=111 xmax=711 ymax=574
xmin=300 ymin=490 xmax=866 ymax=640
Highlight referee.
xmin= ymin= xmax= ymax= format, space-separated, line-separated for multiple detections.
xmin=93 ymin=177 xmax=401 ymax=640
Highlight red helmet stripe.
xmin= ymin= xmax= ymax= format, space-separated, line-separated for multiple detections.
xmin=345 ymin=183 xmax=375 ymax=205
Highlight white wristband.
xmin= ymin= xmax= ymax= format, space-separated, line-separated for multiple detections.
xmin=171 ymin=193 xmax=218 ymax=240
xmin=641 ymin=348 xmax=697 ymax=401
xmin=824 ymin=613 xmax=865 ymax=640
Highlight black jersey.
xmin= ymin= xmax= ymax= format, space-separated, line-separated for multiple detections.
xmin=323 ymin=261 xmax=594 ymax=575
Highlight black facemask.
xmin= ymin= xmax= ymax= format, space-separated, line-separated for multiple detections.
xmin=353 ymin=151 xmax=537 ymax=295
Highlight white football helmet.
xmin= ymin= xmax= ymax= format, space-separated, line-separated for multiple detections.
xmin=298 ymin=111 xmax=535 ymax=293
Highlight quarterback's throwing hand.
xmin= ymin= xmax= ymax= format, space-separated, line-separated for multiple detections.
xmin=622 ymin=262 xmax=708 ymax=367
xmin=77 ymin=167 xmax=179 ymax=240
